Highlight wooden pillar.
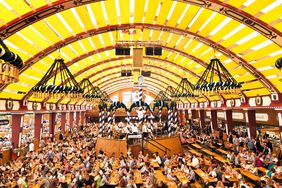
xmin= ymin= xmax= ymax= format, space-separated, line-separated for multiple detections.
xmin=277 ymin=112 xmax=282 ymax=143
xmin=199 ymin=110 xmax=205 ymax=129
xmin=11 ymin=114 xmax=23 ymax=148
xmin=246 ymin=109 xmax=256 ymax=139
xmin=76 ymin=111 xmax=80 ymax=126
xmin=34 ymin=113 xmax=42 ymax=140
xmin=211 ymin=110 xmax=218 ymax=132
xmin=225 ymin=109 xmax=233 ymax=134
xmin=49 ymin=113 xmax=56 ymax=137
xmin=81 ymin=111 xmax=85 ymax=124
xmin=60 ymin=112 xmax=66 ymax=132
xmin=69 ymin=112 xmax=74 ymax=128
xmin=191 ymin=109 xmax=197 ymax=120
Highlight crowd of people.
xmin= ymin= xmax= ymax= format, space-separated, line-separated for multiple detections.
xmin=0 ymin=120 xmax=281 ymax=188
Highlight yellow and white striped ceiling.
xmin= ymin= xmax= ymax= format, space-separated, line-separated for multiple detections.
xmin=0 ymin=0 xmax=281 ymax=103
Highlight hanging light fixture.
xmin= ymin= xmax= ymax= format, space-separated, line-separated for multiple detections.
xmin=194 ymin=58 xmax=242 ymax=96
xmin=32 ymin=58 xmax=83 ymax=100
xmin=163 ymin=86 xmax=176 ymax=106
xmin=0 ymin=39 xmax=23 ymax=84
xmin=172 ymin=78 xmax=196 ymax=102
xmin=79 ymin=78 xmax=101 ymax=103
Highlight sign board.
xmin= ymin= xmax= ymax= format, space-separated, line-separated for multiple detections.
xmin=0 ymin=119 xmax=9 ymax=125
xmin=128 ymin=134 xmax=142 ymax=139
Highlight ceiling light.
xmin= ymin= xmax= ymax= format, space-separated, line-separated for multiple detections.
xmin=87 ymin=4 xmax=98 ymax=28
xmin=243 ymin=0 xmax=255 ymax=6
xmin=261 ymin=0 xmax=281 ymax=13
xmin=183 ymin=39 xmax=192 ymax=50
xmin=192 ymin=43 xmax=203 ymax=52
xmin=257 ymin=66 xmax=273 ymax=71
xmin=177 ymin=4 xmax=190 ymax=25
xmin=269 ymin=50 xmax=282 ymax=57
xmin=167 ymin=1 xmax=177 ymax=20
xmin=56 ymin=13 xmax=73 ymax=33
xmin=71 ymin=8 xmax=85 ymax=29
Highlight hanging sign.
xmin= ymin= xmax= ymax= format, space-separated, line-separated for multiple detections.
xmin=0 ymin=119 xmax=9 ymax=125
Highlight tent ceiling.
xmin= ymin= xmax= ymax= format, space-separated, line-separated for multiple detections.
xmin=0 ymin=0 xmax=281 ymax=102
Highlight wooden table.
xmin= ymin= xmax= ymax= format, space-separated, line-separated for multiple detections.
xmin=241 ymin=169 xmax=261 ymax=181
xmin=194 ymin=169 xmax=217 ymax=183
xmin=216 ymin=148 xmax=229 ymax=155
xmin=155 ymin=170 xmax=177 ymax=188
xmin=134 ymin=170 xmax=144 ymax=185
xmin=201 ymin=148 xmax=215 ymax=156
xmin=188 ymin=149 xmax=202 ymax=157
xmin=109 ymin=171 xmax=119 ymax=185
xmin=151 ymin=161 xmax=160 ymax=169
xmin=173 ymin=170 xmax=190 ymax=183
xmin=192 ymin=144 xmax=202 ymax=149
xmin=257 ymin=167 xmax=267 ymax=174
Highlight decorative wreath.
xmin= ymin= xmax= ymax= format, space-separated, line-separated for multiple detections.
xmin=255 ymin=96 xmax=262 ymax=106
xmin=230 ymin=98 xmax=235 ymax=107
xmin=32 ymin=102 xmax=38 ymax=110
xmin=5 ymin=99 xmax=13 ymax=110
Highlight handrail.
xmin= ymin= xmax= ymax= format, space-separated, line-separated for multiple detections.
xmin=145 ymin=138 xmax=171 ymax=151
xmin=143 ymin=138 xmax=171 ymax=154
xmin=144 ymin=140 xmax=167 ymax=154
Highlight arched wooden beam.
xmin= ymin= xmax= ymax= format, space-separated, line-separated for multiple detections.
xmin=4 ymin=24 xmax=277 ymax=94
xmin=0 ymin=0 xmax=280 ymax=45
xmin=108 ymin=88 xmax=157 ymax=99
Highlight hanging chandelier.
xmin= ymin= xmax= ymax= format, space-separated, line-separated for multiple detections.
xmin=0 ymin=39 xmax=23 ymax=84
xmin=79 ymin=78 xmax=101 ymax=103
xmin=163 ymin=86 xmax=176 ymax=106
xmin=194 ymin=58 xmax=242 ymax=96
xmin=172 ymin=78 xmax=196 ymax=102
xmin=32 ymin=58 xmax=83 ymax=100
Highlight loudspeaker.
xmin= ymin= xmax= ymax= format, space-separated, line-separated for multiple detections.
xmin=141 ymin=70 xmax=151 ymax=77
xmin=121 ymin=70 xmax=132 ymax=76
xmin=146 ymin=47 xmax=154 ymax=55
xmin=121 ymin=70 xmax=127 ymax=76
xmin=115 ymin=47 xmax=124 ymax=55
xmin=271 ymin=93 xmax=279 ymax=101
xmin=154 ymin=47 xmax=162 ymax=56
xmin=124 ymin=48 xmax=130 ymax=55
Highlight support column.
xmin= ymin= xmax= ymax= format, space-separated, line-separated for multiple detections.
xmin=277 ymin=112 xmax=282 ymax=143
xmin=69 ymin=112 xmax=74 ymax=128
xmin=49 ymin=113 xmax=56 ymax=138
xmin=12 ymin=114 xmax=23 ymax=148
xmin=60 ymin=112 xmax=66 ymax=132
xmin=191 ymin=109 xmax=197 ymax=120
xmin=199 ymin=110 xmax=205 ymax=129
xmin=81 ymin=111 xmax=85 ymax=125
xmin=76 ymin=111 xmax=80 ymax=127
xmin=185 ymin=109 xmax=189 ymax=122
xmin=246 ymin=109 xmax=256 ymax=139
xmin=34 ymin=113 xmax=42 ymax=140
xmin=225 ymin=109 xmax=233 ymax=134
xmin=211 ymin=110 xmax=218 ymax=132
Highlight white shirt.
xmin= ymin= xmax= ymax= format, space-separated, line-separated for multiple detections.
xmin=29 ymin=143 xmax=34 ymax=152
xmin=191 ymin=157 xmax=199 ymax=168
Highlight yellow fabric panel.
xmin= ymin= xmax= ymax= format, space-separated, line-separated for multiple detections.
xmin=197 ymin=13 xmax=226 ymax=37
xmin=166 ymin=3 xmax=187 ymax=27
xmin=44 ymin=16 xmax=72 ymax=39
xmin=5 ymin=83 xmax=30 ymax=93
xmin=32 ymin=21 xmax=61 ymax=44
xmin=134 ymin=0 xmax=146 ymax=23
xmin=225 ymin=0 xmax=247 ymax=8
xmin=189 ymin=9 xmax=214 ymax=33
xmin=176 ymin=5 xmax=200 ymax=30
xmin=60 ymin=10 xmax=84 ymax=34
xmin=76 ymin=5 xmax=94 ymax=31
xmin=219 ymin=26 xmax=253 ymax=47
xmin=104 ymin=0 xmax=118 ymax=25
xmin=167 ymin=34 xmax=181 ymax=47
xmin=243 ymin=81 xmax=264 ymax=90
xmin=90 ymin=3 xmax=107 ymax=28
xmin=0 ymin=92 xmax=22 ymax=100
xmin=258 ymin=6 xmax=282 ymax=25
xmin=209 ymin=21 xmax=241 ymax=42
xmin=144 ymin=0 xmax=160 ymax=23
xmin=231 ymin=36 xmax=268 ymax=54
xmin=19 ymin=27 xmax=50 ymax=50
xmin=243 ymin=43 xmax=281 ymax=61
xmin=243 ymin=0 xmax=276 ymax=15
xmin=0 ymin=3 xmax=17 ymax=25
xmin=28 ymin=0 xmax=48 ymax=8
xmin=244 ymin=88 xmax=270 ymax=96
xmin=119 ymin=0 xmax=130 ymax=24
xmin=156 ymin=0 xmax=173 ymax=25
xmin=8 ymin=0 xmax=31 ymax=16
xmin=274 ymin=21 xmax=282 ymax=31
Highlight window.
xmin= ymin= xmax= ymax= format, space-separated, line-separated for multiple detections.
xmin=123 ymin=92 xmax=132 ymax=104
xmin=111 ymin=95 xmax=119 ymax=102
xmin=145 ymin=95 xmax=154 ymax=104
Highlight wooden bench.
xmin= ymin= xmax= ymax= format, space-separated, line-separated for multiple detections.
xmin=216 ymin=148 xmax=229 ymax=155
xmin=192 ymin=144 xmax=202 ymax=149
xmin=194 ymin=169 xmax=217 ymax=183
xmin=240 ymin=169 xmax=261 ymax=182
xmin=187 ymin=148 xmax=202 ymax=157
xmin=257 ymin=167 xmax=267 ymax=174
xmin=190 ymin=181 xmax=203 ymax=188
